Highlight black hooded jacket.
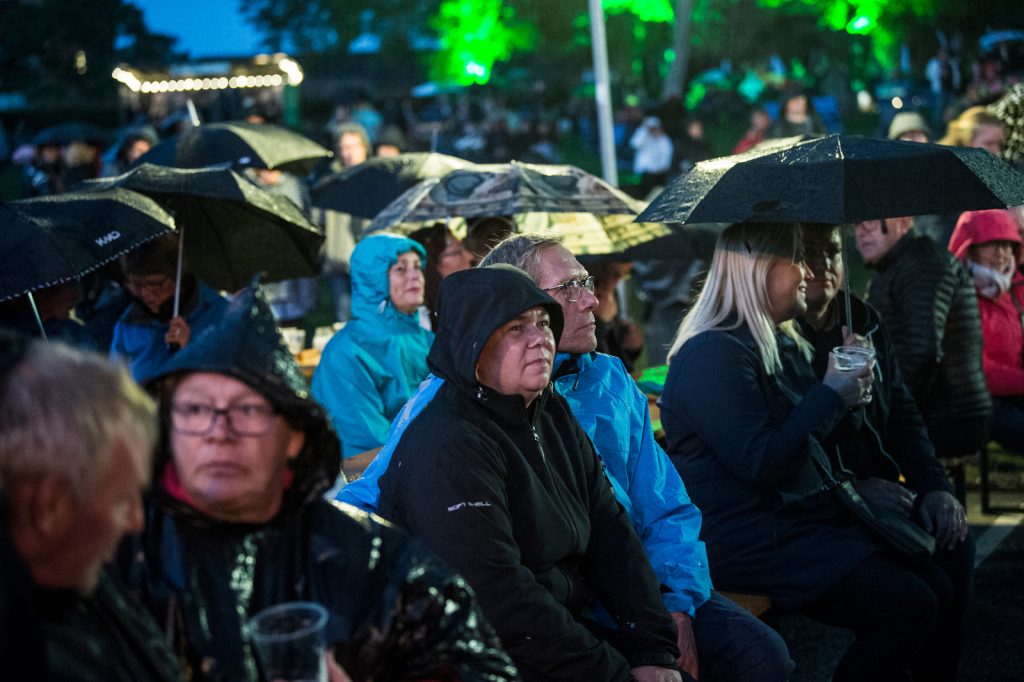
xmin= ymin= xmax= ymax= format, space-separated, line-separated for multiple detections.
xmin=118 ymin=282 xmax=517 ymax=682
xmin=376 ymin=266 xmax=679 ymax=681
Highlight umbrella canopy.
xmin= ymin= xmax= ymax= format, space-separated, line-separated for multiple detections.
xmin=79 ymin=163 xmax=324 ymax=292
xmin=368 ymin=161 xmax=644 ymax=233
xmin=379 ymin=211 xmax=672 ymax=257
xmin=311 ymin=152 xmax=471 ymax=217
xmin=32 ymin=121 xmax=109 ymax=147
xmin=0 ymin=188 xmax=175 ymax=302
xmin=992 ymin=82 xmax=1024 ymax=166
xmin=136 ymin=122 xmax=332 ymax=175
xmin=637 ymin=134 xmax=1024 ymax=225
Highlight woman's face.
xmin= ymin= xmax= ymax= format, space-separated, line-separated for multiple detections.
xmin=126 ymin=272 xmax=175 ymax=314
xmin=972 ymin=124 xmax=1004 ymax=157
xmin=436 ymin=236 xmax=473 ymax=279
xmin=169 ymin=373 xmax=304 ymax=524
xmin=475 ymin=306 xmax=555 ymax=406
xmin=388 ymin=251 xmax=425 ymax=314
xmin=766 ymin=255 xmax=811 ymax=324
xmin=972 ymin=240 xmax=1016 ymax=275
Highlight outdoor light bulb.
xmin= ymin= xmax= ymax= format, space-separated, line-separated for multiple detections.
xmin=857 ymin=90 xmax=874 ymax=113
xmin=892 ymin=97 xmax=904 ymax=109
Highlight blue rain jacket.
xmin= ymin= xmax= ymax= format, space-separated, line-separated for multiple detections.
xmin=312 ymin=233 xmax=433 ymax=458
xmin=110 ymin=282 xmax=227 ymax=382
xmin=342 ymin=351 xmax=712 ymax=616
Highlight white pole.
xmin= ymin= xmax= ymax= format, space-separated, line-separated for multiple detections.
xmin=588 ymin=0 xmax=618 ymax=187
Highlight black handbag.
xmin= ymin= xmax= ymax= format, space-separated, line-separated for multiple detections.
xmin=831 ymin=476 xmax=936 ymax=559
xmin=809 ymin=446 xmax=936 ymax=559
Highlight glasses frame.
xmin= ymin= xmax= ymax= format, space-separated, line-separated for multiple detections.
xmin=543 ymin=276 xmax=596 ymax=303
xmin=126 ymin=274 xmax=173 ymax=294
xmin=170 ymin=402 xmax=278 ymax=436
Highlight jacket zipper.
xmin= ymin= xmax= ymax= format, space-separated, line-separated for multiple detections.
xmin=531 ymin=425 xmax=582 ymax=552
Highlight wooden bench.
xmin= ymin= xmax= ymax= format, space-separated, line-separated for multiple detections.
xmin=719 ymin=591 xmax=773 ymax=620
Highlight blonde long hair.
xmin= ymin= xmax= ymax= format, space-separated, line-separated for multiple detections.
xmin=667 ymin=222 xmax=810 ymax=374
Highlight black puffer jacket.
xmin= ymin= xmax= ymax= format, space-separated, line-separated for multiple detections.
xmin=119 ymin=282 xmax=517 ymax=682
xmin=865 ymin=231 xmax=991 ymax=422
xmin=377 ymin=265 xmax=679 ymax=682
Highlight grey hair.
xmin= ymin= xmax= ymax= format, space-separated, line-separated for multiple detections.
xmin=479 ymin=232 xmax=565 ymax=281
xmin=0 ymin=341 xmax=157 ymax=499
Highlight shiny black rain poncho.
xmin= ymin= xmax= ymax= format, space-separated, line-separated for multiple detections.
xmin=118 ymin=281 xmax=518 ymax=682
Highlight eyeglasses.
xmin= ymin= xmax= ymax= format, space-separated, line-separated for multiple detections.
xmin=544 ymin=276 xmax=595 ymax=303
xmin=170 ymin=402 xmax=277 ymax=436
xmin=126 ymin=274 xmax=172 ymax=293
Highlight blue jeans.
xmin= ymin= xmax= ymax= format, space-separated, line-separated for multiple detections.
xmin=692 ymin=591 xmax=793 ymax=681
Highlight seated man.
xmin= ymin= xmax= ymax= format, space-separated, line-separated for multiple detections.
xmin=125 ymin=282 xmax=515 ymax=682
xmin=792 ymin=223 xmax=974 ymax=681
xmin=854 ymin=215 xmax=991 ymax=459
xmin=0 ymin=331 xmax=181 ymax=681
xmin=346 ymin=235 xmax=791 ymax=681
xmin=376 ymin=264 xmax=682 ymax=681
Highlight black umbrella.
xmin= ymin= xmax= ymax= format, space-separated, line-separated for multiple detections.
xmin=311 ymin=152 xmax=471 ymax=218
xmin=0 ymin=189 xmax=176 ymax=335
xmin=79 ymin=164 xmax=324 ymax=294
xmin=32 ymin=121 xmax=109 ymax=147
xmin=637 ymin=134 xmax=1024 ymax=226
xmin=0 ymin=188 xmax=176 ymax=302
xmin=135 ymin=122 xmax=332 ymax=174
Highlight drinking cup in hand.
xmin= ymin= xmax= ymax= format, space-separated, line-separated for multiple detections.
xmin=249 ymin=601 xmax=329 ymax=682
xmin=832 ymin=345 xmax=875 ymax=372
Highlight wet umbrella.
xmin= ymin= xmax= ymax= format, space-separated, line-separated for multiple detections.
xmin=637 ymin=134 xmax=1024 ymax=226
xmin=991 ymin=82 xmax=1024 ymax=167
xmin=0 ymin=188 xmax=176 ymax=335
xmin=136 ymin=121 xmax=331 ymax=174
xmin=32 ymin=121 xmax=109 ymax=147
xmin=79 ymin=163 xmax=324 ymax=294
xmin=368 ymin=161 xmax=644 ymax=230
xmin=310 ymin=152 xmax=471 ymax=218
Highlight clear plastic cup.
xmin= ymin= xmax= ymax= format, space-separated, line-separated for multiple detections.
xmin=832 ymin=345 xmax=876 ymax=371
xmin=248 ymin=601 xmax=328 ymax=682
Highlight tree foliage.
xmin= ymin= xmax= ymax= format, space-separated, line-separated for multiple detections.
xmin=0 ymin=0 xmax=179 ymax=110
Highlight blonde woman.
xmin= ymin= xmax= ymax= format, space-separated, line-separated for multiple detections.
xmin=659 ymin=222 xmax=954 ymax=681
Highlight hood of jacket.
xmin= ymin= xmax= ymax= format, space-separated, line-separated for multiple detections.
xmin=427 ymin=264 xmax=563 ymax=397
xmin=948 ymin=209 xmax=1022 ymax=263
xmin=144 ymin=278 xmax=340 ymax=513
xmin=350 ymin=233 xmax=427 ymax=322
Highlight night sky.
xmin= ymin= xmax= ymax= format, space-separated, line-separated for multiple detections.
xmin=130 ymin=0 xmax=268 ymax=58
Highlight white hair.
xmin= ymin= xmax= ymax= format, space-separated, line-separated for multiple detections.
xmin=0 ymin=341 xmax=157 ymax=499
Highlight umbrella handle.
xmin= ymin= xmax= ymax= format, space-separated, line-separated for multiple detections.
xmin=842 ymin=228 xmax=853 ymax=330
xmin=173 ymin=225 xmax=184 ymax=320
xmin=186 ymin=99 xmax=201 ymax=127
xmin=26 ymin=291 xmax=48 ymax=341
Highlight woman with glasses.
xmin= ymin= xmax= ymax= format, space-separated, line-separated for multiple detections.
xmin=110 ymin=233 xmax=226 ymax=381
xmin=408 ymin=222 xmax=474 ymax=327
xmin=119 ymin=283 xmax=517 ymax=682
xmin=660 ymin=223 xmax=955 ymax=681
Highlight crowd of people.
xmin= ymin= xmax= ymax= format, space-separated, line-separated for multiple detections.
xmin=2 ymin=63 xmax=1024 ymax=681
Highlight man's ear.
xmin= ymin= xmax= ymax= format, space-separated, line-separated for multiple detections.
xmin=10 ymin=474 xmax=74 ymax=541
xmin=285 ymin=428 xmax=306 ymax=462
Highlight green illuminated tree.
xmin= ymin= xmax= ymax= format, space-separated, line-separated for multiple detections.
xmin=428 ymin=0 xmax=535 ymax=85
